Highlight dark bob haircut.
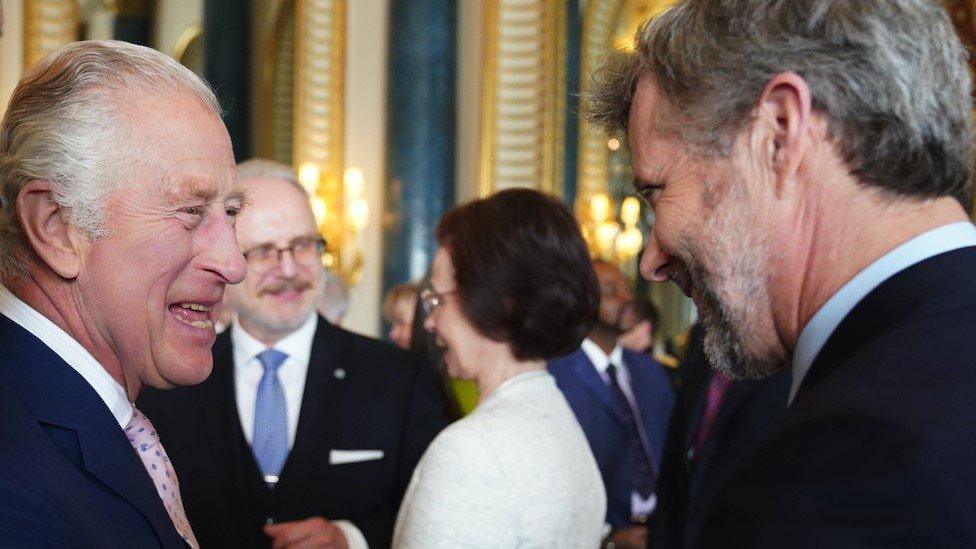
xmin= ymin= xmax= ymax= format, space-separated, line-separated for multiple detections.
xmin=436 ymin=188 xmax=599 ymax=361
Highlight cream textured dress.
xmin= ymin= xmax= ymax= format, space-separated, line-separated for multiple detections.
xmin=393 ymin=370 xmax=606 ymax=548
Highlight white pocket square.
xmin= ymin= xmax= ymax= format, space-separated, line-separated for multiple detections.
xmin=329 ymin=449 xmax=384 ymax=465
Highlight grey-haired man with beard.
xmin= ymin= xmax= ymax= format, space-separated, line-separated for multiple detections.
xmin=586 ymin=0 xmax=976 ymax=546
xmin=139 ymin=159 xmax=446 ymax=549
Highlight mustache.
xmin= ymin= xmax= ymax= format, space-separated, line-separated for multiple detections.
xmin=260 ymin=280 xmax=313 ymax=296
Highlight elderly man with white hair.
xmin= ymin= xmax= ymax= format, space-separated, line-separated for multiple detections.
xmin=0 ymin=41 xmax=245 ymax=547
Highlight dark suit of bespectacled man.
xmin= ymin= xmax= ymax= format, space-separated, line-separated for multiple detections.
xmin=585 ymin=1 xmax=976 ymax=546
xmin=139 ymin=159 xmax=447 ymax=549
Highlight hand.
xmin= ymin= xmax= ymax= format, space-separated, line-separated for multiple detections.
xmin=605 ymin=525 xmax=648 ymax=549
xmin=264 ymin=517 xmax=349 ymax=549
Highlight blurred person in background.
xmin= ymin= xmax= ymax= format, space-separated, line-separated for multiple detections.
xmin=549 ymin=260 xmax=674 ymax=548
xmin=393 ymin=189 xmax=606 ymax=547
xmin=410 ymin=273 xmax=475 ymax=421
xmin=318 ymin=268 xmax=349 ymax=325
xmin=618 ymin=295 xmax=681 ymax=389
xmin=383 ymin=282 xmax=418 ymax=350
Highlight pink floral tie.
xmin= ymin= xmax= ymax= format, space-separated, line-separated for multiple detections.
xmin=125 ymin=408 xmax=199 ymax=548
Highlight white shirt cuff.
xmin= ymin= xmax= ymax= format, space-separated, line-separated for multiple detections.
xmin=333 ymin=520 xmax=368 ymax=549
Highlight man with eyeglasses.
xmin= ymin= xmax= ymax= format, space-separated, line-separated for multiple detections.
xmin=139 ymin=159 xmax=447 ymax=549
xmin=548 ymin=260 xmax=674 ymax=549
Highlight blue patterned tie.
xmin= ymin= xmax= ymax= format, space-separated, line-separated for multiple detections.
xmin=252 ymin=349 xmax=289 ymax=484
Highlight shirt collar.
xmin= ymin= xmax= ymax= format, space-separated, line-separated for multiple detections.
xmin=231 ymin=312 xmax=318 ymax=368
xmin=580 ymin=338 xmax=624 ymax=374
xmin=790 ymin=221 xmax=976 ymax=403
xmin=0 ymin=285 xmax=133 ymax=427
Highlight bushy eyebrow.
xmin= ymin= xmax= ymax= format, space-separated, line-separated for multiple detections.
xmin=159 ymin=176 xmax=247 ymax=206
xmin=226 ymin=188 xmax=249 ymax=207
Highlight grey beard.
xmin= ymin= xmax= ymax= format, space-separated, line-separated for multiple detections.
xmin=698 ymin=285 xmax=785 ymax=380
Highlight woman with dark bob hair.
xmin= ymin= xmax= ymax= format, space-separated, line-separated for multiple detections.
xmin=393 ymin=189 xmax=606 ymax=547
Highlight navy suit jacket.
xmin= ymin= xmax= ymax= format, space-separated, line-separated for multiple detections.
xmin=649 ymin=323 xmax=790 ymax=549
xmin=0 ymin=314 xmax=186 ymax=548
xmin=699 ymin=246 xmax=976 ymax=548
xmin=548 ymin=347 xmax=675 ymax=529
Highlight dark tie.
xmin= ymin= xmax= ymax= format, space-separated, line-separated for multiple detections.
xmin=606 ymin=362 xmax=656 ymax=499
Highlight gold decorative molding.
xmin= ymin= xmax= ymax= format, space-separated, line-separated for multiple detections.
xmin=293 ymin=0 xmax=349 ymax=279
xmin=261 ymin=0 xmax=297 ymax=163
xmin=171 ymin=24 xmax=203 ymax=73
xmin=478 ymin=0 xmax=565 ymax=197
xmin=112 ymin=0 xmax=153 ymax=18
xmin=576 ymin=0 xmax=677 ymax=223
xmin=23 ymin=0 xmax=78 ymax=69
xmin=576 ymin=0 xmax=624 ymax=224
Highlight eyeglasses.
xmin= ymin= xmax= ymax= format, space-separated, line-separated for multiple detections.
xmin=420 ymin=287 xmax=457 ymax=315
xmin=242 ymin=237 xmax=326 ymax=273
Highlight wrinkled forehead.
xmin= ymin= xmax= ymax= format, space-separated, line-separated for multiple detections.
xmin=236 ymin=177 xmax=318 ymax=242
xmin=628 ymin=75 xmax=672 ymax=139
xmin=115 ymin=90 xmax=237 ymax=196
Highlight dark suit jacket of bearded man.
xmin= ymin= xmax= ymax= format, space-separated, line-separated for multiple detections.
xmin=699 ymin=247 xmax=976 ymax=548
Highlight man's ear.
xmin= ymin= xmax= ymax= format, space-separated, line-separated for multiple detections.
xmin=755 ymin=72 xmax=812 ymax=197
xmin=16 ymin=180 xmax=86 ymax=279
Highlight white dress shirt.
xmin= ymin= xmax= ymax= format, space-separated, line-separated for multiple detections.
xmin=230 ymin=313 xmax=367 ymax=548
xmin=232 ymin=314 xmax=316 ymax=448
xmin=0 ymin=284 xmax=132 ymax=427
xmin=791 ymin=221 xmax=976 ymax=403
xmin=580 ymin=338 xmax=658 ymax=517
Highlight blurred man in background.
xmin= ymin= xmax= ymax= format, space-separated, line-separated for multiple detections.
xmin=549 ymin=260 xmax=674 ymax=548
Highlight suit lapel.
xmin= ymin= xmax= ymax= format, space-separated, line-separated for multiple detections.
xmin=209 ymin=332 xmax=265 ymax=499
xmin=567 ymin=350 xmax=628 ymax=425
xmin=278 ymin=317 xmax=343 ymax=486
xmin=688 ymin=378 xmax=757 ymax=496
xmin=0 ymin=315 xmax=181 ymax=546
xmin=796 ymin=246 xmax=976 ymax=401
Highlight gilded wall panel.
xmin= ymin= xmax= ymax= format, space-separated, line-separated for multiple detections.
xmin=479 ymin=0 xmax=564 ymax=197
xmin=23 ymin=0 xmax=78 ymax=68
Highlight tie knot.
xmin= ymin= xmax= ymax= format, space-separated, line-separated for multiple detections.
xmin=257 ymin=349 xmax=288 ymax=372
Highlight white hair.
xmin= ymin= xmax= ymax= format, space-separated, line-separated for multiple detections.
xmin=0 ymin=40 xmax=221 ymax=279
xmin=236 ymin=158 xmax=305 ymax=194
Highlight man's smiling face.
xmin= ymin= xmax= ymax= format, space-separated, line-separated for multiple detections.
xmin=78 ymin=89 xmax=246 ymax=391
xmin=629 ymin=75 xmax=785 ymax=379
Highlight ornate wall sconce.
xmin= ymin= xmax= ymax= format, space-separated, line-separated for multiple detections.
xmin=298 ymin=162 xmax=369 ymax=286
